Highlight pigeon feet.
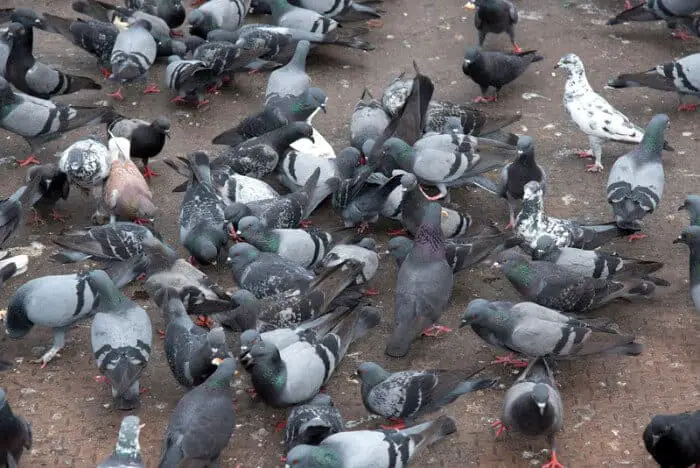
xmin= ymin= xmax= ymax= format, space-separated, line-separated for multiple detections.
xmin=367 ymin=19 xmax=384 ymax=28
xmin=196 ymin=99 xmax=210 ymax=108
xmin=31 ymin=209 xmax=46 ymax=226
xmin=142 ymin=165 xmax=159 ymax=178
xmin=491 ymin=353 xmax=529 ymax=368
xmin=50 ymin=209 xmax=68 ymax=222
xmin=170 ymin=30 xmax=184 ymax=37
xmin=422 ymin=324 xmax=453 ymax=337
xmin=274 ymin=419 xmax=287 ymax=432
xmin=100 ymin=67 xmax=112 ymax=78
xmin=575 ymin=151 xmax=593 ymax=159
xmin=143 ymin=84 xmax=160 ymax=94
xmin=17 ymin=155 xmax=41 ymax=166
xmin=380 ymin=419 xmax=406 ymax=430
xmin=245 ymin=387 xmax=258 ymax=399
xmin=472 ymin=96 xmax=497 ymax=103
xmin=32 ymin=347 xmax=62 ymax=368
xmin=363 ymin=288 xmax=379 ymax=296
xmin=387 ymin=228 xmax=408 ymax=236
xmin=108 ymin=89 xmax=124 ymax=101
xmin=194 ymin=315 xmax=215 ymax=328
xmin=671 ymin=29 xmax=693 ymax=40
xmin=627 ymin=233 xmax=647 ymax=242
xmin=136 ymin=273 xmax=146 ymax=281
xmin=170 ymin=96 xmax=187 ymax=105
xmin=503 ymin=221 xmax=514 ymax=230
xmin=491 ymin=419 xmax=511 ymax=437
xmin=678 ymin=103 xmax=698 ymax=112
xmin=133 ymin=218 xmax=151 ymax=225
xmin=299 ymin=219 xmax=313 ymax=228
xmin=512 ymin=43 xmax=523 ymax=53
xmin=542 ymin=450 xmax=565 ymax=468
xmin=585 ymin=162 xmax=604 ymax=172
xmin=94 ymin=375 xmax=108 ymax=383
xmin=157 ymin=329 xmax=165 ymax=338
xmin=206 ymin=84 xmax=221 ymax=94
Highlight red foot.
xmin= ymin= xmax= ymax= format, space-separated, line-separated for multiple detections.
xmin=363 ymin=288 xmax=379 ymax=296
xmin=678 ymin=103 xmax=698 ymax=112
xmin=248 ymin=68 xmax=261 ymax=75
xmin=472 ymin=96 xmax=497 ymax=103
xmin=627 ymin=233 xmax=647 ymax=242
xmin=108 ymin=89 xmax=124 ymax=101
xmin=274 ymin=419 xmax=287 ymax=432
xmin=512 ymin=44 xmax=523 ymax=53
xmin=191 ymin=0 xmax=207 ymax=5
xmin=671 ymin=30 xmax=693 ymax=40
xmin=542 ymin=450 xmax=565 ymax=468
xmin=491 ymin=419 xmax=511 ymax=437
xmin=196 ymin=99 xmax=210 ymax=108
xmin=245 ymin=387 xmax=258 ymax=399
xmin=100 ymin=67 xmax=112 ymax=78
xmin=299 ymin=220 xmax=313 ymax=228
xmin=143 ymin=84 xmax=160 ymax=95
xmin=380 ymin=418 xmax=405 ymax=430
xmin=189 ymin=255 xmax=196 ymax=265
xmin=221 ymin=76 xmax=231 ymax=83
xmin=50 ymin=209 xmax=68 ymax=222
xmin=136 ymin=273 xmax=146 ymax=281
xmin=367 ymin=19 xmax=383 ymax=28
xmin=31 ymin=209 xmax=46 ymax=226
xmin=194 ymin=315 xmax=215 ymax=328
xmin=139 ymin=387 xmax=148 ymax=394
xmin=170 ymin=96 xmax=187 ymax=105
xmin=94 ymin=375 xmax=108 ymax=383
xmin=157 ymin=329 xmax=165 ymax=338
xmin=206 ymin=84 xmax=221 ymax=94
xmin=491 ymin=353 xmax=529 ymax=368
xmin=504 ymin=221 xmax=514 ymax=230
xmin=575 ymin=151 xmax=593 ymax=159
xmin=142 ymin=165 xmax=159 ymax=178
xmin=133 ymin=218 xmax=151 ymax=225
xmin=422 ymin=324 xmax=453 ymax=337
xmin=585 ymin=163 xmax=603 ymax=172
xmin=170 ymin=30 xmax=184 ymax=37
xmin=387 ymin=228 xmax=408 ymax=236
xmin=624 ymin=0 xmax=632 ymax=8
xmin=17 ymin=155 xmax=41 ymax=166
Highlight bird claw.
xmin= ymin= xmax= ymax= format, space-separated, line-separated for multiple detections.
xmin=363 ymin=288 xmax=379 ymax=296
xmin=31 ymin=209 xmax=46 ymax=226
xmin=32 ymin=351 xmax=61 ymax=368
xmin=627 ymin=233 xmax=647 ymax=242
xmin=542 ymin=451 xmax=565 ymax=468
xmin=133 ymin=218 xmax=151 ymax=225
xmin=108 ymin=89 xmax=124 ymax=101
xmin=142 ymin=166 xmax=159 ymax=178
xmin=17 ymin=155 xmax=41 ymax=166
xmin=170 ymin=96 xmax=187 ymax=105
xmin=245 ymin=387 xmax=258 ymax=399
xmin=143 ymin=84 xmax=160 ymax=95
xmin=472 ymin=96 xmax=497 ymax=103
xmin=94 ymin=375 xmax=108 ymax=383
xmin=491 ymin=419 xmax=511 ymax=437
xmin=491 ymin=353 xmax=529 ymax=368
xmin=274 ymin=420 xmax=287 ymax=432
xmin=678 ymin=103 xmax=698 ymax=112
xmin=422 ymin=325 xmax=453 ymax=337
xmin=367 ymin=19 xmax=384 ymax=28
xmin=157 ymin=329 xmax=166 ymax=338
xmin=585 ymin=163 xmax=604 ymax=172
xmin=299 ymin=220 xmax=312 ymax=228
xmin=50 ymin=209 xmax=68 ymax=222
xmin=100 ymin=67 xmax=112 ymax=78
xmin=170 ymin=30 xmax=184 ymax=37
xmin=194 ymin=315 xmax=215 ymax=328
xmin=206 ymin=85 xmax=221 ymax=94
xmin=380 ymin=419 xmax=405 ymax=430
xmin=575 ymin=151 xmax=593 ymax=159
xmin=503 ymin=221 xmax=514 ymax=231
xmin=671 ymin=29 xmax=693 ymax=40
xmin=512 ymin=44 xmax=523 ymax=53
xmin=196 ymin=99 xmax=210 ymax=108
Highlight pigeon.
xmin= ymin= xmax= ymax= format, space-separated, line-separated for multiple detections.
xmin=0 ymin=76 xmax=111 ymax=165
xmin=125 ymin=0 xmax=186 ymax=28
xmin=493 ymin=249 xmax=659 ymax=313
xmin=210 ymin=106 xmax=290 ymax=148
xmin=287 ymin=0 xmax=383 ymax=21
xmin=465 ymin=0 xmax=521 ymax=53
xmin=0 ymin=22 xmax=101 ymax=99
xmin=265 ymin=87 xmax=328 ymax=124
xmin=190 ymin=40 xmax=244 ymax=88
xmin=224 ymin=168 xmax=320 ymax=230
xmin=158 ymin=287 xmax=232 ymax=388
xmin=498 ymin=357 xmax=564 ymax=468
xmin=98 ymin=415 xmax=144 ymax=468
xmin=607 ymin=0 xmax=700 ymax=29
xmin=606 ymin=114 xmax=667 ymax=237
xmin=679 ymin=194 xmax=700 ymax=226
xmin=277 ymin=149 xmax=343 ymax=217
xmin=71 ymin=0 xmax=171 ymax=40
xmin=673 ymin=225 xmax=700 ymax=313
xmin=266 ymin=0 xmax=341 ymax=34
xmin=351 ymin=88 xmax=391 ymax=151
xmin=0 ymin=388 xmax=32 ymax=468
xmin=515 ymin=181 xmax=629 ymax=250
xmin=25 ymin=163 xmax=70 ymax=222
xmin=333 ymin=174 xmax=403 ymax=230
xmin=265 ymin=40 xmax=311 ymax=105
xmin=462 ymin=47 xmax=543 ymax=103
xmin=0 ymin=176 xmax=43 ymax=249
xmin=57 ymin=137 xmax=114 ymax=192
xmin=163 ymin=55 xmax=217 ymax=106
xmin=188 ymin=0 xmax=251 ymax=38
xmin=643 ymin=410 xmax=700 ymax=467
xmin=318 ymin=238 xmax=380 ymax=285
xmin=158 ymin=357 xmax=236 ymax=467
xmin=357 ymin=362 xmax=498 ymax=428
xmin=386 ymin=203 xmax=454 ymax=357
xmin=285 ymin=415 xmax=457 ymax=468
xmin=0 ymin=255 xmax=29 ymax=292
xmin=89 ymin=270 xmax=152 ymax=410
xmin=213 ymin=122 xmax=314 ymax=178
xmin=102 ymin=137 xmax=158 ymax=224
xmin=237 ymin=216 xmax=333 ymax=268
xmin=240 ymin=303 xmax=380 ymax=406
xmin=109 ymin=20 xmax=157 ymax=90
xmin=286 ymin=393 xmax=344 ymax=451
xmin=607 ymin=53 xmax=700 ymax=112
xmin=107 ymin=116 xmax=171 ymax=178
xmin=497 ymin=135 xmax=546 ymax=229
xmin=4 ymin=271 xmax=101 ymax=367
xmin=555 ymin=53 xmax=673 ymax=172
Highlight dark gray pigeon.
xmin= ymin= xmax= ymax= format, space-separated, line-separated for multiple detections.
xmin=98 ymin=415 xmax=144 ymax=468
xmin=89 ymin=270 xmax=152 ymax=410
xmin=190 ymin=40 xmax=243 ymax=90
xmin=187 ymin=0 xmax=250 ymax=38
xmin=643 ymin=410 xmax=700 ymax=468
xmin=265 ymin=40 xmax=311 ymax=104
xmin=498 ymin=357 xmax=564 ymax=468
xmin=265 ymin=87 xmax=328 ymax=123
xmin=423 ymin=99 xmax=521 ymax=138
xmin=0 ymin=388 xmax=32 ymax=468
xmin=158 ymin=357 xmax=236 ymax=467
xmin=266 ymin=0 xmax=341 ymax=34
xmin=285 ymin=415 xmax=457 ymax=468
xmin=607 ymin=0 xmax=700 ymax=29
xmin=357 ymin=362 xmax=498 ymax=428
xmin=0 ymin=176 xmax=43 ymax=249
xmin=106 ymin=115 xmax=171 ymax=179
xmin=606 ymin=114 xmax=667 ymax=237
xmin=351 ymin=88 xmax=391 ymax=151
xmin=466 ymin=0 xmax=521 ymax=53
xmin=679 ymin=194 xmax=700 ymax=226
xmin=386 ymin=203 xmax=454 ymax=357
xmin=210 ymin=106 xmax=290 ymax=148
xmin=4 ymin=271 xmax=101 ymax=367
xmin=462 ymin=47 xmax=543 ymax=102
xmin=493 ymin=250 xmax=660 ymax=313
xmin=673 ymin=225 xmax=700 ymax=313
xmin=497 ymin=135 xmax=546 ymax=228
xmin=163 ymin=55 xmax=217 ymax=107
xmin=25 ymin=163 xmax=70 ymax=222
xmin=240 ymin=304 xmax=380 ymax=406
xmin=71 ymin=0 xmax=171 ymax=41
xmin=286 ymin=393 xmax=344 ymax=451
xmin=333 ymin=174 xmax=403 ymax=230
xmin=125 ymin=0 xmax=186 ymax=28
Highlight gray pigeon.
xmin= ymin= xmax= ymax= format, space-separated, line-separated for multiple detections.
xmin=494 ymin=249 xmax=660 ymax=313
xmin=608 ymin=53 xmax=700 ymax=112
xmin=386 ymin=203 xmax=454 ymax=357
xmin=4 ymin=271 xmax=101 ymax=367
xmin=71 ymin=0 xmax=171 ymax=40
xmin=499 ymin=357 xmax=564 ymax=468
xmin=0 ymin=176 xmax=43 ymax=249
xmin=497 ymin=135 xmax=546 ymax=228
xmin=286 ymin=393 xmax=344 ymax=451
xmin=673 ymin=225 xmax=700 ymax=313
xmin=333 ymin=174 xmax=403 ymax=230
xmin=24 ymin=163 xmax=70 ymax=222
xmin=89 ymin=270 xmax=152 ymax=410
xmin=287 ymin=0 xmax=383 ymax=21
xmin=110 ymin=20 xmax=157 ymax=86
xmin=163 ymin=55 xmax=217 ymax=106
xmin=607 ymin=0 xmax=700 ymax=29
xmin=98 ymin=415 xmax=144 ymax=468
xmin=357 ymin=362 xmax=498 ymax=428
xmin=237 ymin=216 xmax=333 ymax=268
xmin=350 ymin=88 xmax=391 ymax=151
xmin=158 ymin=357 xmax=236 ymax=467
xmin=606 ymin=114 xmax=667 ymax=237
xmin=462 ymin=47 xmax=543 ymax=102
xmin=319 ymin=238 xmax=380 ymax=285
xmin=266 ymin=0 xmax=341 ymax=34
xmin=466 ymin=0 xmax=520 ymax=52
xmin=679 ymin=194 xmax=700 ymax=226
xmin=0 ymin=388 xmax=32 ymax=468
xmin=265 ymin=87 xmax=328 ymax=123
xmin=240 ymin=304 xmax=380 ymax=406
xmin=285 ymin=415 xmax=457 ymax=468
xmin=265 ymin=40 xmax=311 ymax=105
xmin=125 ymin=0 xmax=186 ymax=28
xmin=188 ymin=0 xmax=251 ymax=38
xmin=460 ymin=298 xmax=644 ymax=364
xmin=210 ymin=106 xmax=289 ymax=148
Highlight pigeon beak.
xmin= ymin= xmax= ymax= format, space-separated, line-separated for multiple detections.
xmin=459 ymin=320 xmax=468 ymax=329
xmin=678 ymin=203 xmax=688 ymax=211
xmin=441 ymin=209 xmax=449 ymax=217
xmin=672 ymin=236 xmax=684 ymax=244
xmin=492 ymin=261 xmax=501 ymax=268
xmin=320 ymin=104 xmax=327 ymax=114
xmin=537 ymin=401 xmax=546 ymax=415
xmin=139 ymin=423 xmax=146 ymax=430
xmin=650 ymin=434 xmax=661 ymax=447
xmin=517 ymin=150 xmax=524 ymax=155
xmin=463 ymin=2 xmax=476 ymax=9
xmin=211 ymin=357 xmax=224 ymax=366
xmin=463 ymin=59 xmax=471 ymax=66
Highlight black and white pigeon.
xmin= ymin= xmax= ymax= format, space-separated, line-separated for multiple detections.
xmin=237 ymin=216 xmax=333 ymax=268
xmin=288 ymin=0 xmax=383 ymax=21
xmin=163 ymin=55 xmax=217 ymax=106
xmin=285 ymin=415 xmax=457 ymax=468
xmin=350 ymin=88 xmax=391 ymax=151
xmin=4 ymin=271 xmax=101 ymax=367
xmin=460 ymin=298 xmax=644 ymax=362
xmin=465 ymin=0 xmax=521 ymax=53
xmin=386 ymin=203 xmax=454 ymax=357
xmin=493 ymin=249 xmax=660 ymax=313
xmin=107 ymin=115 xmax=171 ymax=178
xmin=555 ymin=53 xmax=673 ymax=173
xmin=643 ymin=410 xmax=700 ymax=468
xmin=0 ymin=388 xmax=32 ymax=468
xmin=606 ymin=114 xmax=667 ymax=236
xmin=673 ymin=225 xmax=700 ymax=313
xmin=607 ymin=0 xmax=700 ymax=29
xmin=679 ymin=195 xmax=700 ymax=226
xmin=319 ymin=238 xmax=380 ymax=285
xmin=109 ymin=20 xmax=157 ymax=87
xmin=98 ymin=415 xmax=144 ymax=468
xmin=333 ymin=173 xmax=403 ymax=230
xmin=357 ymin=362 xmax=498 ymax=427
xmin=497 ymin=135 xmax=546 ymax=229
xmin=265 ymin=40 xmax=311 ymax=105
xmin=89 ymin=270 xmax=152 ymax=410
xmin=158 ymin=357 xmax=236 ymax=467
xmin=157 ymin=287 xmax=232 ymax=388
xmin=498 ymin=357 xmax=564 ymax=468
xmin=515 ymin=181 xmax=629 ymax=250
xmin=125 ymin=0 xmax=186 ymax=29
xmin=462 ymin=47 xmax=543 ymax=103
xmin=240 ymin=304 xmax=380 ymax=406
xmin=25 ymin=163 xmax=70 ymax=222
xmin=266 ymin=0 xmax=340 ymax=34
xmin=608 ymin=53 xmax=700 ymax=112
xmin=0 ymin=176 xmax=43 ymax=249
xmin=286 ymin=393 xmax=344 ymax=451
xmin=57 ymin=136 xmax=113 ymax=192
xmin=188 ymin=0 xmax=251 ymax=38
xmin=0 ymin=22 xmax=101 ymax=99
xmin=178 ymin=152 xmax=228 ymax=265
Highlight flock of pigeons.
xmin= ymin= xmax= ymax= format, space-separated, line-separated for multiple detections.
xmin=0 ymin=0 xmax=700 ymax=466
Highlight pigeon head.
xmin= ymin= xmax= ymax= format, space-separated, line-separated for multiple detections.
xmin=158 ymin=38 xmax=186 ymax=57
xmin=356 ymin=362 xmax=389 ymax=387
xmin=224 ymin=203 xmax=253 ymax=230
xmin=673 ymin=226 xmax=700 ymax=248
xmin=554 ymin=54 xmax=584 ymax=75
xmin=678 ymin=194 xmax=700 ymax=226
xmin=462 ymin=46 xmax=483 ymax=72
xmin=151 ymin=116 xmax=171 ymax=136
xmin=187 ymin=225 xmax=227 ymax=265
xmin=460 ymin=298 xmax=493 ymax=328
xmin=228 ymin=289 xmax=259 ymax=331
xmin=516 ymin=136 xmax=534 ymax=158
xmin=113 ymin=415 xmax=143 ymax=462
xmin=206 ymin=327 xmax=230 ymax=360
xmin=522 ymin=181 xmax=543 ymax=201
xmin=386 ymin=236 xmax=413 ymax=265
xmin=400 ymin=173 xmax=418 ymax=192
xmin=206 ymin=357 xmax=237 ymax=388
xmin=237 ymin=216 xmax=265 ymax=237
xmin=336 ymin=147 xmax=363 ymax=175
xmin=358 ymin=237 xmax=377 ymax=251
xmin=440 ymin=116 xmax=463 ymax=135
xmin=644 ymin=414 xmax=675 ymax=449
xmin=226 ymin=243 xmax=261 ymax=271
xmin=531 ymin=384 xmax=550 ymax=416
xmin=285 ymin=444 xmax=342 ymax=468
xmin=9 ymin=8 xmax=44 ymax=28
xmin=240 ymin=340 xmax=279 ymax=369
xmin=130 ymin=19 xmax=152 ymax=32
xmin=533 ymin=235 xmax=557 ymax=260
xmin=239 ymin=329 xmax=263 ymax=356
xmin=640 ymin=114 xmax=669 ymax=156
xmin=160 ymin=287 xmax=187 ymax=319
xmin=188 ymin=9 xmax=210 ymax=27
xmin=382 ymin=137 xmax=415 ymax=169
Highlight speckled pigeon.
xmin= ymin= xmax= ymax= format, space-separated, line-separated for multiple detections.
xmin=0 ymin=388 xmax=32 ymax=468
xmin=351 ymin=88 xmax=391 ymax=151
xmin=286 ymin=393 xmax=344 ymax=451
xmin=188 ymin=0 xmax=251 ymax=38
xmin=679 ymin=194 xmax=700 ymax=226
xmin=673 ymin=225 xmax=700 ymax=313
xmin=58 ymin=137 xmax=114 ymax=196
xmin=98 ymin=415 xmax=144 ymax=468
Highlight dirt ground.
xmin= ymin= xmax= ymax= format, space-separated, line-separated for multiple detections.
xmin=1 ymin=0 xmax=700 ymax=466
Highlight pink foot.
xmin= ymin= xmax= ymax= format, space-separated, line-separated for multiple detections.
xmin=31 ymin=209 xmax=46 ymax=226
xmin=671 ymin=30 xmax=693 ymax=40
xmin=191 ymin=0 xmax=206 ymax=6
xmin=380 ymin=419 xmax=405 ymax=430
xmin=363 ymin=288 xmax=379 ymax=296
xmin=100 ymin=67 xmax=112 ymax=78
xmin=274 ymin=419 xmax=287 ymax=432
xmin=627 ymin=233 xmax=647 ymax=242
xmin=157 ymin=329 xmax=165 ymax=338
xmin=367 ymin=19 xmax=383 ymax=28
xmin=196 ymin=99 xmax=210 ymax=108
xmin=94 ymin=375 xmax=108 ymax=383
xmin=170 ymin=30 xmax=183 ymax=37
xmin=170 ymin=96 xmax=187 ymax=105
xmin=108 ymin=89 xmax=124 ymax=101
xmin=189 ymin=255 xmax=197 ymax=265
xmin=143 ymin=84 xmax=160 ymax=95
xmin=624 ymin=0 xmax=632 ymax=8
xmin=387 ymin=228 xmax=408 ymax=236
xmin=50 ymin=209 xmax=68 ymax=222
xmin=542 ymin=450 xmax=565 ymax=468
xmin=491 ymin=353 xmax=529 ymax=368
xmin=206 ymin=84 xmax=220 ymax=94
xmin=299 ymin=220 xmax=312 ymax=228
xmin=133 ymin=218 xmax=151 ymax=225
xmin=194 ymin=315 xmax=215 ymax=329
xmin=17 ymin=155 xmax=41 ymax=166
xmin=472 ymin=96 xmax=497 ymax=103
xmin=136 ymin=273 xmax=146 ymax=281
xmin=575 ymin=151 xmax=593 ymax=159
xmin=142 ymin=166 xmax=159 ymax=178
xmin=139 ymin=387 xmax=148 ymax=394
xmin=512 ymin=44 xmax=523 ymax=54
xmin=491 ymin=419 xmax=511 ymax=437
xmin=678 ymin=103 xmax=698 ymax=112
xmin=422 ymin=324 xmax=453 ymax=337
xmin=585 ymin=163 xmax=603 ymax=172
xmin=504 ymin=221 xmax=514 ymax=230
